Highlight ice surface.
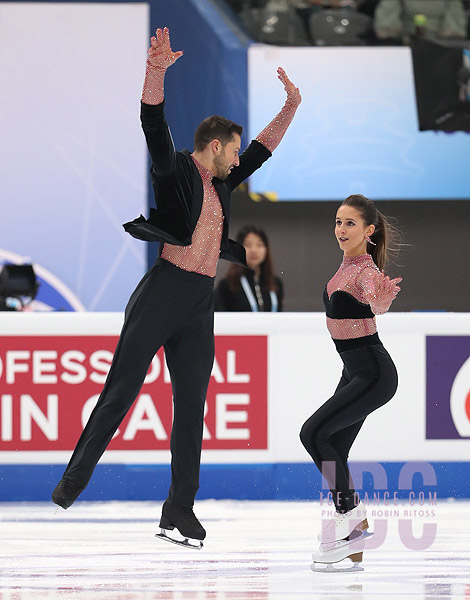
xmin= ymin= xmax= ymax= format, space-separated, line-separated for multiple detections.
xmin=1 ymin=499 xmax=469 ymax=599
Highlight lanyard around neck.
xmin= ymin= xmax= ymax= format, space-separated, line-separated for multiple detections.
xmin=240 ymin=276 xmax=278 ymax=312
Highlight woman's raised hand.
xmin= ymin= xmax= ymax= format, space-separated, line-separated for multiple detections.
xmin=375 ymin=273 xmax=402 ymax=300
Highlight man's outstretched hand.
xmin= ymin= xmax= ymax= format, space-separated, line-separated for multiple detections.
xmin=277 ymin=67 xmax=301 ymax=106
xmin=147 ymin=27 xmax=183 ymax=71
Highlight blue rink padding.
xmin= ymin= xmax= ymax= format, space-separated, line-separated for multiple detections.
xmin=0 ymin=462 xmax=468 ymax=502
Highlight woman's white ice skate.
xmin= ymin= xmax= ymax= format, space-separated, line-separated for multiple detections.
xmin=311 ymin=525 xmax=373 ymax=573
xmin=318 ymin=500 xmax=369 ymax=543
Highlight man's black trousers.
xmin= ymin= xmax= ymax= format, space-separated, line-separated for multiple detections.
xmin=63 ymin=258 xmax=215 ymax=507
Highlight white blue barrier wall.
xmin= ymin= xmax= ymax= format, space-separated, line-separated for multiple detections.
xmin=1 ymin=312 xmax=469 ymax=501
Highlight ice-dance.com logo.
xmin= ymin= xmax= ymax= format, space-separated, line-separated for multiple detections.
xmin=319 ymin=461 xmax=437 ymax=550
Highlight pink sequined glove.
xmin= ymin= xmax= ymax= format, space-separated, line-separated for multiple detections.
xmin=142 ymin=27 xmax=183 ymax=105
xmin=278 ymin=67 xmax=302 ymax=107
xmin=361 ymin=270 xmax=402 ymax=315
xmin=256 ymin=67 xmax=301 ymax=153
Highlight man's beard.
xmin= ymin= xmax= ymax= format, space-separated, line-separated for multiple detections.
xmin=213 ymin=154 xmax=230 ymax=180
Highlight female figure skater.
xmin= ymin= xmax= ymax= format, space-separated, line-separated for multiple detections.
xmin=214 ymin=225 xmax=283 ymax=312
xmin=300 ymin=194 xmax=402 ymax=571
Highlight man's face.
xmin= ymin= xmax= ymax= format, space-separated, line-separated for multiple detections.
xmin=213 ymin=134 xmax=241 ymax=180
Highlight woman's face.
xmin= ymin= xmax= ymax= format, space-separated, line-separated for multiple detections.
xmin=335 ymin=205 xmax=374 ymax=257
xmin=243 ymin=232 xmax=267 ymax=270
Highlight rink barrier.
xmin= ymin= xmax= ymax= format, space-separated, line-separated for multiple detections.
xmin=1 ymin=312 xmax=470 ymax=501
xmin=0 ymin=462 xmax=468 ymax=502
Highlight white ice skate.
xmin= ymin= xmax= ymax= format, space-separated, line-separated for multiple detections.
xmin=311 ymin=527 xmax=373 ymax=573
xmin=318 ymin=500 xmax=369 ymax=544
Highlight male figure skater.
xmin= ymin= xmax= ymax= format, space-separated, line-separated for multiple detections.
xmin=52 ymin=27 xmax=301 ymax=548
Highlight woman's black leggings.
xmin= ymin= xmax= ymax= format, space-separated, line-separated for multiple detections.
xmin=300 ymin=343 xmax=398 ymax=513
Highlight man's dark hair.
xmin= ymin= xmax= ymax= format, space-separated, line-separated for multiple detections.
xmin=194 ymin=115 xmax=243 ymax=152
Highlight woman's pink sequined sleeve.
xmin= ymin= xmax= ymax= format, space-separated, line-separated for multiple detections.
xmin=359 ymin=268 xmax=398 ymax=315
xmin=141 ymin=62 xmax=165 ymax=105
xmin=255 ymin=96 xmax=299 ymax=153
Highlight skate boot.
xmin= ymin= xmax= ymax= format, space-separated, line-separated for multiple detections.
xmin=156 ymin=501 xmax=206 ymax=550
xmin=318 ymin=500 xmax=369 ymax=544
xmin=311 ymin=526 xmax=373 ymax=573
xmin=52 ymin=478 xmax=84 ymax=509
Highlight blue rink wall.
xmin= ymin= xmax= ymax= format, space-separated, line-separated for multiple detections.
xmin=1 ymin=313 xmax=470 ymax=503
xmin=1 ymin=462 xmax=468 ymax=502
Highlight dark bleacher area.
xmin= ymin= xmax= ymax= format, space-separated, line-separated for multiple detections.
xmin=222 ymin=0 xmax=470 ymax=47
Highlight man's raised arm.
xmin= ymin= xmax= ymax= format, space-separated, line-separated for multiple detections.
xmin=140 ymin=27 xmax=183 ymax=176
xmin=255 ymin=67 xmax=301 ymax=153
xmin=142 ymin=27 xmax=183 ymax=106
xmin=227 ymin=68 xmax=301 ymax=191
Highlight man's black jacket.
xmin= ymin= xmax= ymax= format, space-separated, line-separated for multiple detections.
xmin=123 ymin=102 xmax=272 ymax=266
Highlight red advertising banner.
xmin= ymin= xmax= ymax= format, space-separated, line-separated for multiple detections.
xmin=0 ymin=335 xmax=267 ymax=451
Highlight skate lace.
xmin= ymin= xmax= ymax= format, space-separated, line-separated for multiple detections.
xmin=179 ymin=506 xmax=201 ymax=527
xmin=59 ymin=479 xmax=81 ymax=494
xmin=324 ymin=511 xmax=347 ymax=531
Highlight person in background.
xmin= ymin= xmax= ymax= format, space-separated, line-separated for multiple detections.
xmin=215 ymin=226 xmax=283 ymax=312
xmin=374 ymin=0 xmax=467 ymax=43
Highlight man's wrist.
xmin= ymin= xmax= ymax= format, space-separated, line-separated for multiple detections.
xmin=146 ymin=59 xmax=167 ymax=74
xmin=142 ymin=66 xmax=165 ymax=105
xmin=286 ymin=94 xmax=301 ymax=109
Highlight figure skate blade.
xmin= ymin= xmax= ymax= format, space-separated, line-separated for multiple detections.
xmin=311 ymin=555 xmax=364 ymax=573
xmin=156 ymin=528 xmax=203 ymax=550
